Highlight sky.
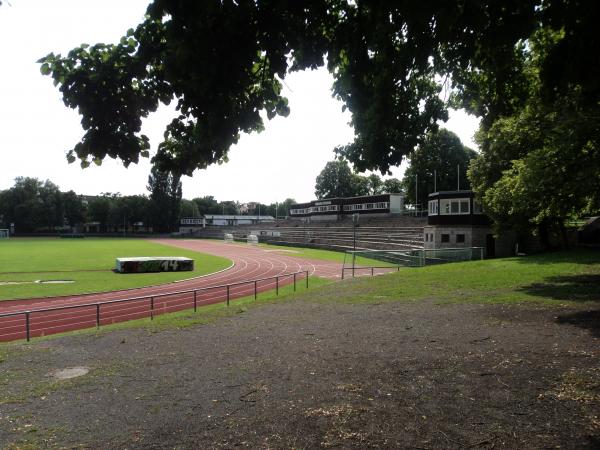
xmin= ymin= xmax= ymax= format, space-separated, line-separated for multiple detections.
xmin=0 ymin=0 xmax=480 ymax=205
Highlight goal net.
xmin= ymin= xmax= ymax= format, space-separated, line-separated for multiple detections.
xmin=224 ymin=233 xmax=234 ymax=243
xmin=0 ymin=229 xmax=8 ymax=239
xmin=247 ymin=234 xmax=259 ymax=245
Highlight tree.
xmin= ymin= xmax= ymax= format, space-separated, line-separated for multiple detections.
xmin=147 ymin=166 xmax=182 ymax=232
xmin=219 ymin=201 xmax=238 ymax=215
xmin=0 ymin=178 xmax=65 ymax=232
xmin=382 ymin=178 xmax=403 ymax=194
xmin=180 ymin=199 xmax=200 ymax=219
xmin=192 ymin=196 xmax=220 ymax=215
xmin=468 ymin=28 xmax=600 ymax=246
xmin=314 ymin=160 xmax=358 ymax=199
xmin=62 ymin=190 xmax=87 ymax=227
xmin=402 ymin=129 xmax=477 ymax=206
xmin=87 ymin=196 xmax=111 ymax=231
xmin=39 ymin=2 xmax=597 ymax=176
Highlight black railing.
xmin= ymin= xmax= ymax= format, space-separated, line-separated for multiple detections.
xmin=0 ymin=270 xmax=310 ymax=342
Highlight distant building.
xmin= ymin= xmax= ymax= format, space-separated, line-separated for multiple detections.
xmin=289 ymin=193 xmax=405 ymax=221
xmin=179 ymin=215 xmax=275 ymax=233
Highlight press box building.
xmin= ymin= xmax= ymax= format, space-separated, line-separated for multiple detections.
xmin=424 ymin=190 xmax=515 ymax=257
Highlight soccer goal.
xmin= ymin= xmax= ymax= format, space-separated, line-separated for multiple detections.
xmin=0 ymin=229 xmax=9 ymax=239
xmin=247 ymin=234 xmax=259 ymax=245
xmin=224 ymin=233 xmax=234 ymax=243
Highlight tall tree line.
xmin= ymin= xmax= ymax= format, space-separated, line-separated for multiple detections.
xmin=0 ymin=177 xmax=296 ymax=233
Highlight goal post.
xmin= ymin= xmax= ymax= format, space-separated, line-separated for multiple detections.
xmin=0 ymin=229 xmax=9 ymax=239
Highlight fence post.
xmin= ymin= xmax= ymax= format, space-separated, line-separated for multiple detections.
xmin=150 ymin=296 xmax=154 ymax=320
xmin=276 ymin=276 xmax=279 ymax=295
xmin=341 ymin=268 xmax=345 ymax=280
xmin=293 ymin=273 xmax=296 ymax=291
xmin=254 ymin=280 xmax=258 ymax=299
xmin=193 ymin=290 xmax=197 ymax=312
xmin=371 ymin=267 xmax=374 ymax=276
xmin=227 ymin=285 xmax=230 ymax=306
xmin=96 ymin=304 xmax=100 ymax=329
xmin=306 ymin=270 xmax=309 ymax=288
xmin=25 ymin=311 xmax=30 ymax=342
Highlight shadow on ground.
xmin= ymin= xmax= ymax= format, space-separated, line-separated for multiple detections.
xmin=514 ymin=249 xmax=600 ymax=266
xmin=555 ymin=310 xmax=600 ymax=338
xmin=518 ymin=274 xmax=600 ymax=303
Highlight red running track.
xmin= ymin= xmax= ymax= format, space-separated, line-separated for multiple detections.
xmin=0 ymin=240 xmax=350 ymax=342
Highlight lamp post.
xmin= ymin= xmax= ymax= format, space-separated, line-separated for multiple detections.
xmin=415 ymin=174 xmax=418 ymax=216
xmin=352 ymin=213 xmax=359 ymax=276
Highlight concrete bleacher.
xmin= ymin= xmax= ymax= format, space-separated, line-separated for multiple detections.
xmin=183 ymin=216 xmax=426 ymax=252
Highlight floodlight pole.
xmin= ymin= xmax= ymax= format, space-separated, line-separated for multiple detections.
xmin=415 ymin=174 xmax=418 ymax=216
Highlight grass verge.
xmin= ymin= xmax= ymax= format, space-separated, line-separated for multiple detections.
xmin=305 ymin=249 xmax=600 ymax=306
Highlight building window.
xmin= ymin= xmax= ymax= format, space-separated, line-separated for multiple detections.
xmin=441 ymin=199 xmax=451 ymax=214
xmin=440 ymin=198 xmax=471 ymax=215
xmin=441 ymin=234 xmax=450 ymax=243
xmin=473 ymin=200 xmax=483 ymax=214
xmin=428 ymin=200 xmax=438 ymax=215
xmin=456 ymin=234 xmax=465 ymax=243
xmin=460 ymin=200 xmax=469 ymax=214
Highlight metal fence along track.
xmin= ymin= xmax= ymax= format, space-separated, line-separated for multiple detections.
xmin=0 ymin=270 xmax=310 ymax=342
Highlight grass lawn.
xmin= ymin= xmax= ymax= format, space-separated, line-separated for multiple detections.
xmin=0 ymin=238 xmax=231 ymax=301
xmin=312 ymin=248 xmax=600 ymax=305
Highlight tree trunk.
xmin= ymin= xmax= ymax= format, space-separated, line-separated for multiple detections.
xmin=559 ymin=222 xmax=570 ymax=250
xmin=538 ymin=221 xmax=551 ymax=250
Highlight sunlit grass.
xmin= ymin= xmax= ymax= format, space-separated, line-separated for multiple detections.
xmin=0 ymin=238 xmax=231 ymax=300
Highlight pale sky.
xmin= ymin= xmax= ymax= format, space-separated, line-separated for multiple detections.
xmin=0 ymin=0 xmax=479 ymax=204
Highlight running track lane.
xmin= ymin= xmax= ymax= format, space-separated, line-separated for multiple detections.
xmin=0 ymin=240 xmax=363 ymax=342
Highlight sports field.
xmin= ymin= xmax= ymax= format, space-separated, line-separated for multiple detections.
xmin=0 ymin=238 xmax=232 ymax=301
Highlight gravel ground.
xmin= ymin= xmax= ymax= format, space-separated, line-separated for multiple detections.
xmin=0 ymin=295 xmax=598 ymax=449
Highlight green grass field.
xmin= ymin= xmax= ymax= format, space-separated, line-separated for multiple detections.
xmin=0 ymin=238 xmax=232 ymax=301
xmin=313 ymin=248 xmax=600 ymax=305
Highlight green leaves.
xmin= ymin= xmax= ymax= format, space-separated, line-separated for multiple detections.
xmin=37 ymin=0 xmax=597 ymax=201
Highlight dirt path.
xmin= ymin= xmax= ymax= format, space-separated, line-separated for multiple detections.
xmin=1 ymin=293 xmax=598 ymax=449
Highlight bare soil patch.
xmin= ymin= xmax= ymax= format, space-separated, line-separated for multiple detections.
xmin=0 ymin=297 xmax=598 ymax=449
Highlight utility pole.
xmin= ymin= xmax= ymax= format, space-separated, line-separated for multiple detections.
xmin=415 ymin=174 xmax=418 ymax=216
xmin=434 ymin=169 xmax=437 ymax=193
xmin=457 ymin=164 xmax=460 ymax=190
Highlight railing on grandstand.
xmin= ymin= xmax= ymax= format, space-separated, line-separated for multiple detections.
xmin=341 ymin=247 xmax=485 ymax=278
xmin=0 ymin=270 xmax=309 ymax=342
